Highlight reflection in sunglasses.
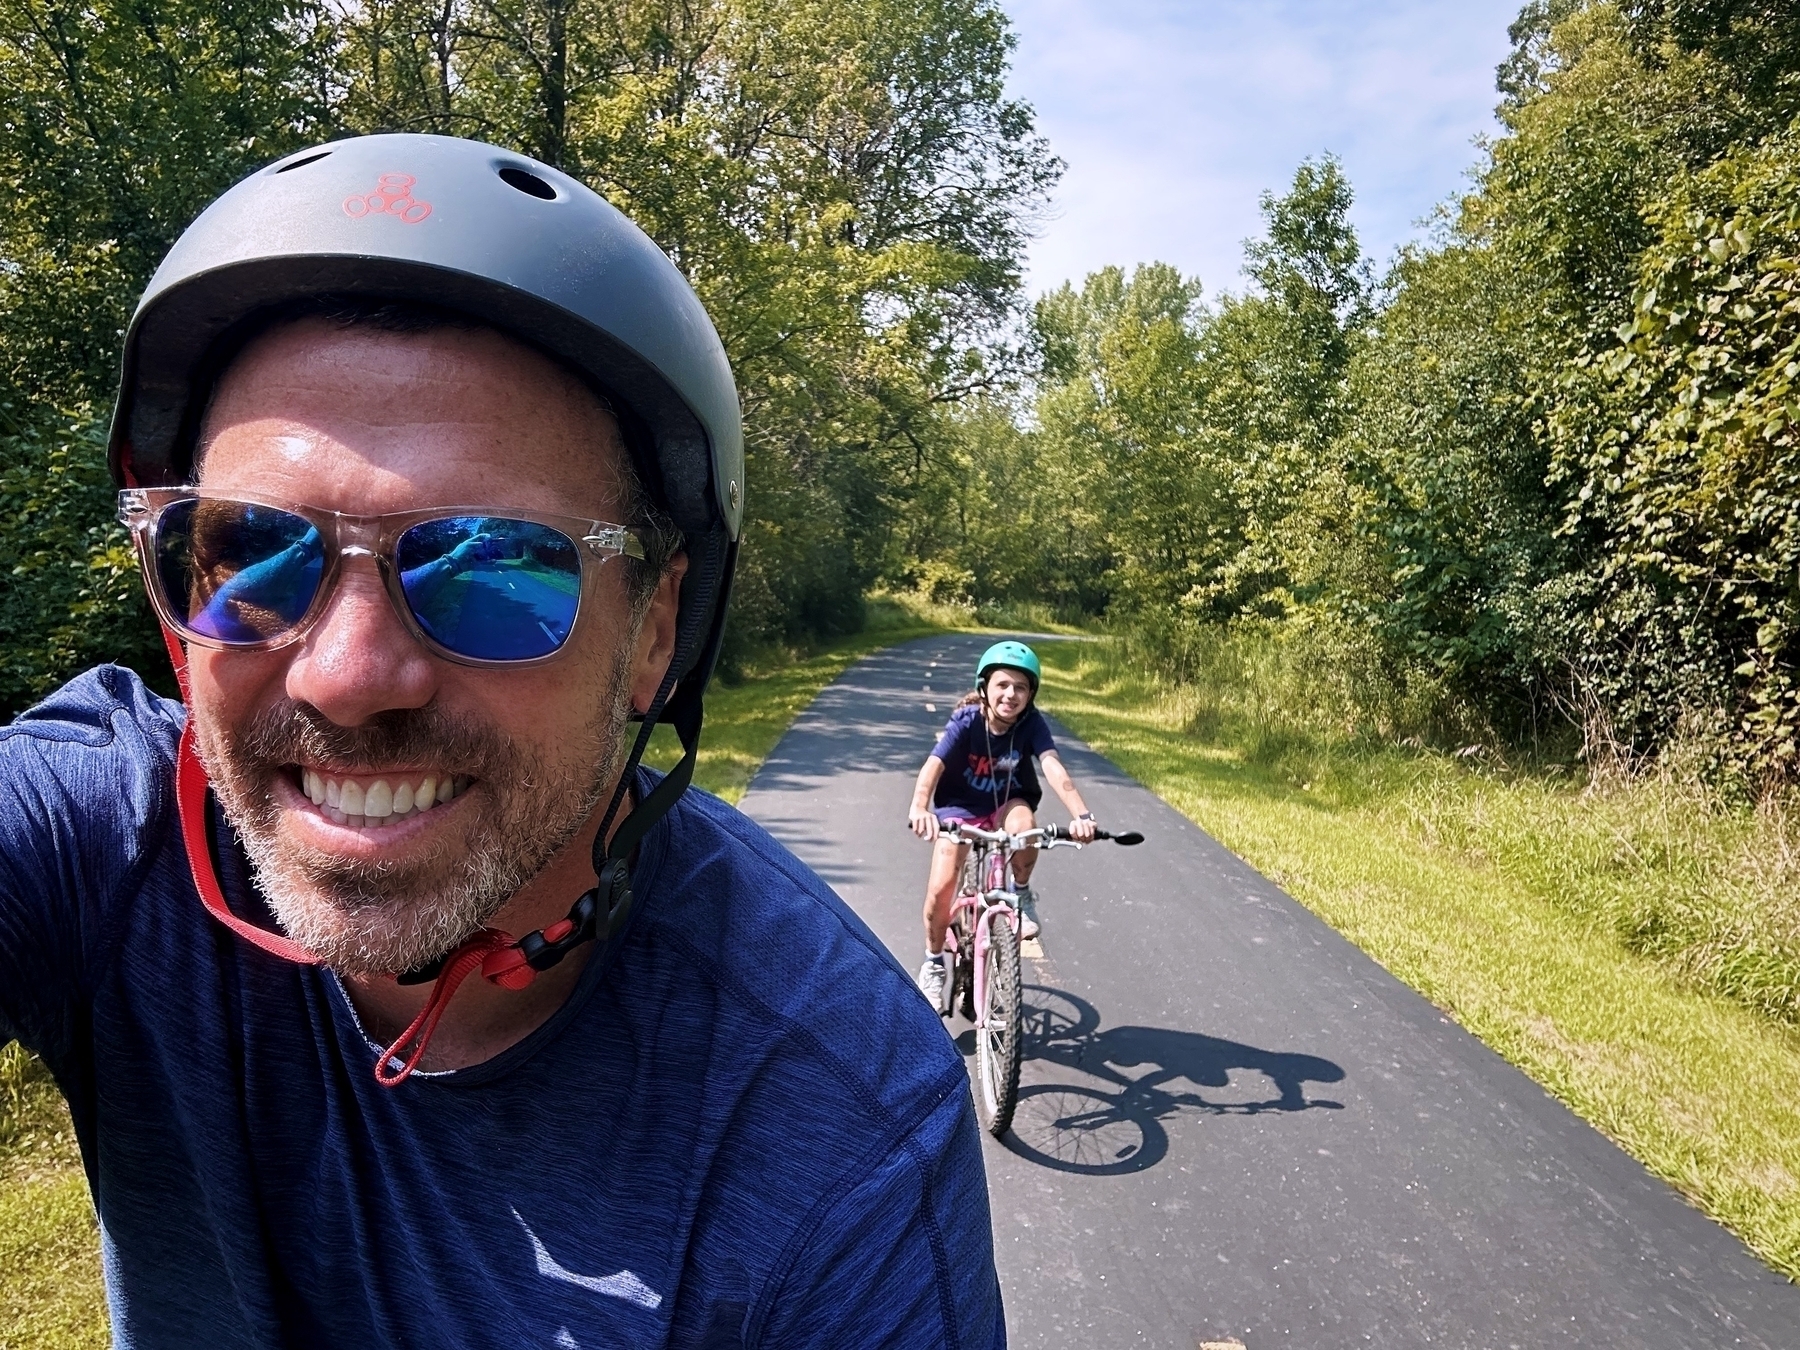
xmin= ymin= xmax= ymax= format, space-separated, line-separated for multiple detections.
xmin=176 ymin=502 xmax=326 ymax=643
xmin=138 ymin=493 xmax=619 ymax=663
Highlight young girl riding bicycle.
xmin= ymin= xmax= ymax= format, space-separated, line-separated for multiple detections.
xmin=906 ymin=641 xmax=1097 ymax=1006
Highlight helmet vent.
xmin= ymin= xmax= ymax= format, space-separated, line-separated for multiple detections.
xmin=274 ymin=150 xmax=332 ymax=174
xmin=499 ymin=166 xmax=557 ymax=200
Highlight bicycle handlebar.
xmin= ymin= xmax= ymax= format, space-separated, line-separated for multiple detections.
xmin=1039 ymin=824 xmax=1144 ymax=846
xmin=925 ymin=819 xmax=1144 ymax=847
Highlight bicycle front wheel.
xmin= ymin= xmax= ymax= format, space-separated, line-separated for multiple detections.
xmin=976 ymin=918 xmax=1023 ymax=1136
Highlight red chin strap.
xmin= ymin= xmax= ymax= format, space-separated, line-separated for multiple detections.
xmin=160 ymin=627 xmax=544 ymax=1087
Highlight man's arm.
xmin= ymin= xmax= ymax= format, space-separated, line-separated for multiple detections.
xmin=755 ymin=1083 xmax=1004 ymax=1348
xmin=0 ymin=668 xmax=177 ymax=1058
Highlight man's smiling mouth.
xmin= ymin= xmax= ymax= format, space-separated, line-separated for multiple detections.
xmin=294 ymin=768 xmax=471 ymax=828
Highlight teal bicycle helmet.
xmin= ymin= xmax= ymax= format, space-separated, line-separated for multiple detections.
xmin=976 ymin=640 xmax=1041 ymax=693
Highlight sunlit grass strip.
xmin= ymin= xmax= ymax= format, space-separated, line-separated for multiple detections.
xmin=1037 ymin=641 xmax=1800 ymax=1281
xmin=1 ymin=1045 xmax=102 ymax=1349
xmin=0 ymin=1170 xmax=105 ymax=1350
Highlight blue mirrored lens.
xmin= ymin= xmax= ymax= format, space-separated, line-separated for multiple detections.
xmin=154 ymin=498 xmax=325 ymax=644
xmin=396 ymin=516 xmax=582 ymax=661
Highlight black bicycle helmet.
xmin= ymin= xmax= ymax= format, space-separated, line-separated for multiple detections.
xmin=109 ymin=134 xmax=742 ymax=1030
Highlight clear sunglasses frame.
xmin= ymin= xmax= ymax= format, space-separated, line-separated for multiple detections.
xmin=118 ymin=487 xmax=646 ymax=669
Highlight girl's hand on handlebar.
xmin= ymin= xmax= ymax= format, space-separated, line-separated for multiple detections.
xmin=909 ymin=806 xmax=940 ymax=841
xmin=1070 ymin=814 xmax=1097 ymax=843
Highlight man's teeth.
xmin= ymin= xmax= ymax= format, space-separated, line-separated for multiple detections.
xmin=301 ymin=770 xmax=466 ymax=827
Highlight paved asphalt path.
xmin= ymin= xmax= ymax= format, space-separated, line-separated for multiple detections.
xmin=737 ymin=634 xmax=1800 ymax=1348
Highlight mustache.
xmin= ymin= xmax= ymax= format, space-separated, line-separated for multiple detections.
xmin=229 ymin=700 xmax=517 ymax=778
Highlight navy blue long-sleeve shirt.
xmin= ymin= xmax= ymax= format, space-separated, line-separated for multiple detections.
xmin=0 ymin=666 xmax=1003 ymax=1348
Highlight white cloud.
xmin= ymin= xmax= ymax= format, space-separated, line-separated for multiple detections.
xmin=1003 ymin=0 xmax=1522 ymax=297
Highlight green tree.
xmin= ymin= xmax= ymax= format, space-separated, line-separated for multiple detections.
xmin=336 ymin=0 xmax=1059 ymax=655
xmin=1556 ymin=129 xmax=1800 ymax=771
xmin=0 ymin=0 xmax=339 ymax=714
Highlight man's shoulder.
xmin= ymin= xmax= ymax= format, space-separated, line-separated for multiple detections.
xmin=635 ymin=784 xmax=962 ymax=1123
xmin=0 ymin=667 xmax=186 ymax=1052
xmin=4 ymin=662 xmax=183 ymax=743
xmin=1 ymin=665 xmax=182 ymax=823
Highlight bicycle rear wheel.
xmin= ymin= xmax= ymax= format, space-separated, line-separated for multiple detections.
xmin=976 ymin=917 xmax=1023 ymax=1136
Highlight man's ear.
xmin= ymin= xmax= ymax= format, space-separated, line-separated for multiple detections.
xmin=630 ymin=553 xmax=690 ymax=715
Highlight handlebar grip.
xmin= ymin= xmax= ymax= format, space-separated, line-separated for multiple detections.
xmin=1043 ymin=824 xmax=1143 ymax=845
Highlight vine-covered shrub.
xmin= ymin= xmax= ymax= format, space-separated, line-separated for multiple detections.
xmin=1562 ymin=129 xmax=1800 ymax=774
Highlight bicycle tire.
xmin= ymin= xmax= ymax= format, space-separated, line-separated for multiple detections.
xmin=959 ymin=848 xmax=982 ymax=897
xmin=976 ymin=918 xmax=1023 ymax=1136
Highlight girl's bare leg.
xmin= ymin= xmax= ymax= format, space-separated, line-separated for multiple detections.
xmin=1000 ymin=800 xmax=1040 ymax=885
xmin=923 ymin=836 xmax=968 ymax=953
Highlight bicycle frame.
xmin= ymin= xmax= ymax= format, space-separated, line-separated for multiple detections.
xmin=940 ymin=822 xmax=1070 ymax=1031
xmin=919 ymin=815 xmax=1137 ymax=1136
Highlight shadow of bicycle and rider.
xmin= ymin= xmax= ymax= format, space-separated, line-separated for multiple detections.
xmin=957 ymin=985 xmax=1345 ymax=1176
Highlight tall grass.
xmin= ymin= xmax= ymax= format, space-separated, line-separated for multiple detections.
xmin=1066 ymin=627 xmax=1800 ymax=1035
xmin=0 ymin=1044 xmax=63 ymax=1162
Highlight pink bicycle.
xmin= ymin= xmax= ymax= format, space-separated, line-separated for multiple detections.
xmin=934 ymin=819 xmax=1143 ymax=1135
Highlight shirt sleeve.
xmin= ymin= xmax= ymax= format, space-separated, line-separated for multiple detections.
xmin=0 ymin=667 xmax=178 ymax=1063
xmin=756 ymin=1084 xmax=1005 ymax=1349
xmin=1024 ymin=708 xmax=1056 ymax=760
xmin=929 ymin=710 xmax=966 ymax=766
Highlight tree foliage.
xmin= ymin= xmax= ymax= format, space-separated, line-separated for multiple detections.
xmin=917 ymin=1 xmax=1800 ymax=774
xmin=16 ymin=0 xmax=1800 ymax=781
xmin=0 ymin=0 xmax=337 ymax=712
xmin=0 ymin=0 xmax=1053 ymax=713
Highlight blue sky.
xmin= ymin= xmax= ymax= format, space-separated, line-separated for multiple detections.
xmin=1001 ymin=0 xmax=1526 ymax=298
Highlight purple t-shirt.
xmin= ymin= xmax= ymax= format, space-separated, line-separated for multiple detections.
xmin=930 ymin=703 xmax=1056 ymax=817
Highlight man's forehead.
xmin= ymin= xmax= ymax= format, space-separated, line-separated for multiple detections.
xmin=196 ymin=315 xmax=627 ymax=510
xmin=207 ymin=315 xmax=609 ymax=420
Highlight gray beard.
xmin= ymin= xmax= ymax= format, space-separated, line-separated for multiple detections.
xmin=196 ymin=653 xmax=637 ymax=975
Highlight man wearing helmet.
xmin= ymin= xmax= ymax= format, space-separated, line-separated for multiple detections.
xmin=0 ymin=136 xmax=1002 ymax=1347
xmin=906 ymin=642 xmax=1097 ymax=1007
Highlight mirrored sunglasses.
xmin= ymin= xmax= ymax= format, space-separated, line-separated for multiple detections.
xmin=118 ymin=489 xmax=646 ymax=665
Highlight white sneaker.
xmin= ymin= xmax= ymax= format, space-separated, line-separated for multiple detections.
xmin=916 ymin=957 xmax=947 ymax=1011
xmin=1015 ymin=885 xmax=1041 ymax=940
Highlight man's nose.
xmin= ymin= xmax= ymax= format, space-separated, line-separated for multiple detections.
xmin=285 ymin=561 xmax=438 ymax=724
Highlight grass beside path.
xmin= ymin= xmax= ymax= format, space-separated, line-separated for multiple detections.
xmin=1 ymin=611 xmax=952 ymax=1343
xmin=1036 ymin=639 xmax=1800 ymax=1281
xmin=644 ymin=610 xmax=949 ymax=802
xmin=1 ymin=1045 xmax=103 ymax=1349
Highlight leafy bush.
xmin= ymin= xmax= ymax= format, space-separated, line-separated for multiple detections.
xmin=0 ymin=410 xmax=166 ymax=719
xmin=1561 ymin=128 xmax=1800 ymax=775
